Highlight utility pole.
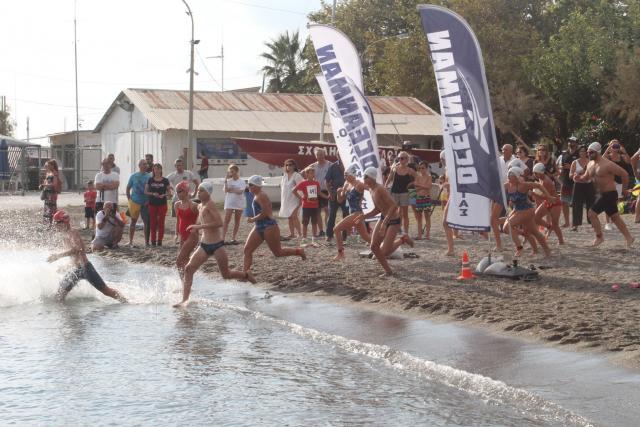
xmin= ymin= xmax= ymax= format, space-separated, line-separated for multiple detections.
xmin=207 ymin=44 xmax=225 ymax=91
xmin=182 ymin=0 xmax=198 ymax=171
xmin=26 ymin=117 xmax=30 ymax=142
xmin=74 ymin=0 xmax=80 ymax=191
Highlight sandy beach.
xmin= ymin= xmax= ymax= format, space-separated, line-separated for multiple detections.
xmin=4 ymin=197 xmax=640 ymax=370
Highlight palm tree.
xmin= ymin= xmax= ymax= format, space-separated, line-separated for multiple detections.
xmin=261 ymin=30 xmax=305 ymax=93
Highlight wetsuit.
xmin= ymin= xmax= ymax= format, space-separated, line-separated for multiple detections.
xmin=59 ymin=262 xmax=107 ymax=292
xmin=252 ymin=198 xmax=277 ymax=239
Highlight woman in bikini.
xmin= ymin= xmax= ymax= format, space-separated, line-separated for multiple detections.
xmin=532 ymin=163 xmax=564 ymax=245
xmin=174 ymin=181 xmax=200 ymax=279
xmin=504 ymin=166 xmax=553 ymax=258
xmin=332 ymin=165 xmax=371 ymax=261
xmin=243 ymin=175 xmax=306 ymax=273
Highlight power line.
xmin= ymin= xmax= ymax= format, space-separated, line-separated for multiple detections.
xmin=195 ymin=48 xmax=222 ymax=90
xmin=218 ymin=0 xmax=308 ymax=15
xmin=13 ymin=98 xmax=105 ymax=111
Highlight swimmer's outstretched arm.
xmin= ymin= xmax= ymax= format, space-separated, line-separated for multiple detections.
xmin=47 ymin=247 xmax=80 ymax=263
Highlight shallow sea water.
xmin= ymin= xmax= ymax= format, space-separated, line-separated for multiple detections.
xmin=1 ymin=244 xmax=638 ymax=426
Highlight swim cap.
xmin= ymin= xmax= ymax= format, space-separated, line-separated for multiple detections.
xmin=247 ymin=175 xmax=263 ymax=187
xmin=176 ymin=181 xmax=190 ymax=193
xmin=508 ymin=158 xmax=526 ymax=171
xmin=439 ymin=150 xmax=446 ymax=161
xmin=508 ymin=166 xmax=523 ymax=177
xmin=363 ymin=166 xmax=378 ymax=180
xmin=52 ymin=210 xmax=70 ymax=223
xmin=198 ymin=180 xmax=214 ymax=195
xmin=345 ymin=165 xmax=358 ymax=176
xmin=588 ymin=142 xmax=602 ymax=152
xmin=532 ymin=163 xmax=546 ymax=174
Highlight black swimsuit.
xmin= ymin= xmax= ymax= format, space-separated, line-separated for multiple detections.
xmin=59 ymin=262 xmax=107 ymax=292
xmin=200 ymin=241 xmax=225 ymax=256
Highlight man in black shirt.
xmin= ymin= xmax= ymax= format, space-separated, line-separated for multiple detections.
xmin=325 ymin=159 xmax=349 ymax=243
xmin=559 ymin=136 xmax=579 ymax=227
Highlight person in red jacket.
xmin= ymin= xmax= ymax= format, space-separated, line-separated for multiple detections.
xmin=293 ymin=166 xmax=328 ymax=247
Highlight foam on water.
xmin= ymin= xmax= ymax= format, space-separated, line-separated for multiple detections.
xmin=198 ymin=298 xmax=594 ymax=427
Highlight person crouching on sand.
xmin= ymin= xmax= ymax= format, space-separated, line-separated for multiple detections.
xmin=504 ymin=166 xmax=552 ymax=259
xmin=243 ymin=175 xmax=306 ymax=272
xmin=174 ymin=182 xmax=255 ymax=308
xmin=355 ymin=167 xmax=413 ymax=276
xmin=48 ymin=210 xmax=127 ymax=303
xmin=332 ymin=165 xmax=371 ymax=261
xmin=174 ymin=181 xmax=199 ymax=279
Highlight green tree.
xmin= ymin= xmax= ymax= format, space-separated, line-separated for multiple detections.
xmin=260 ymin=30 xmax=311 ymax=93
xmin=0 ymin=104 xmax=14 ymax=136
xmin=603 ymin=47 xmax=640 ymax=132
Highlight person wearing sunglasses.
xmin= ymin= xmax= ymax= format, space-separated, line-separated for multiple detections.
xmin=48 ymin=210 xmax=127 ymax=303
xmin=384 ymin=151 xmax=417 ymax=236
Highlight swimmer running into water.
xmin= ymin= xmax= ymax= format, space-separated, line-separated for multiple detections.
xmin=332 ymin=165 xmax=371 ymax=261
xmin=174 ymin=181 xmax=256 ymax=308
xmin=48 ymin=210 xmax=127 ymax=303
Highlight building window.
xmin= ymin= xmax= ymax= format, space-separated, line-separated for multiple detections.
xmin=196 ymin=138 xmax=248 ymax=165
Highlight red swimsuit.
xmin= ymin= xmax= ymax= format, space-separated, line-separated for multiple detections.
xmin=176 ymin=205 xmax=198 ymax=242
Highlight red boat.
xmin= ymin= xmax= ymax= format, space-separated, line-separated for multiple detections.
xmin=233 ymin=137 xmax=441 ymax=168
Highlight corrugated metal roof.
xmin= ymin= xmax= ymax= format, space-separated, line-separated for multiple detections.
xmin=95 ymin=88 xmax=442 ymax=135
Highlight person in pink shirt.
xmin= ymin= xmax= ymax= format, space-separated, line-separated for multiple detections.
xmin=83 ymin=180 xmax=97 ymax=230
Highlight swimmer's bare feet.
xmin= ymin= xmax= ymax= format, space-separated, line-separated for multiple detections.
xmin=592 ymin=235 xmax=604 ymax=247
xmin=401 ymin=234 xmax=414 ymax=248
xmin=333 ymin=250 xmax=345 ymax=261
xmin=514 ymin=245 xmax=523 ymax=258
xmin=626 ymin=236 xmax=635 ymax=248
xmin=378 ymin=270 xmax=394 ymax=278
xmin=444 ymin=250 xmax=455 ymax=257
xmin=245 ymin=270 xmax=257 ymax=284
xmin=297 ymin=247 xmax=307 ymax=260
xmin=173 ymin=299 xmax=190 ymax=308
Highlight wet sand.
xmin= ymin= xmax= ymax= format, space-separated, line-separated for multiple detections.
xmin=4 ymin=201 xmax=640 ymax=370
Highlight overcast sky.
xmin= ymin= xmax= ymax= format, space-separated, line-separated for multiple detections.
xmin=1 ymin=0 xmax=323 ymax=142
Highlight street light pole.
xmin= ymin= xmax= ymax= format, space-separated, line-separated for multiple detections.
xmin=182 ymin=0 xmax=198 ymax=171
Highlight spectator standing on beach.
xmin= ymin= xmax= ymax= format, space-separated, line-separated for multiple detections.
xmin=92 ymin=201 xmax=125 ymax=250
xmin=126 ymin=159 xmax=152 ymax=246
xmin=222 ymin=164 xmax=246 ymax=244
xmin=167 ymin=158 xmax=199 ymax=216
xmin=279 ymin=159 xmax=303 ymax=240
xmin=174 ymin=181 xmax=200 ymax=280
xmin=385 ymin=151 xmax=417 ymax=236
xmin=107 ymin=153 xmax=120 ymax=175
xmin=515 ymin=145 xmax=535 ymax=181
xmin=559 ymin=137 xmax=580 ymax=228
xmin=83 ymin=180 xmax=97 ymax=230
xmin=294 ymin=167 xmax=326 ymax=246
xmin=311 ymin=148 xmax=331 ymax=237
xmin=325 ymin=158 xmax=349 ymax=244
xmin=198 ymin=150 xmax=209 ymax=181
xmin=532 ymin=163 xmax=565 ymax=245
xmin=49 ymin=210 xmax=127 ymax=303
xmin=41 ymin=159 xmax=62 ymax=224
xmin=95 ymin=158 xmax=119 ymax=213
xmin=332 ymin=165 xmax=370 ymax=260
xmin=574 ymin=142 xmax=634 ymax=247
xmin=631 ymin=147 xmax=640 ymax=224
xmin=357 ymin=167 xmax=413 ymax=276
xmin=570 ymin=145 xmax=595 ymax=231
xmin=145 ymin=163 xmax=172 ymax=247
xmin=410 ymin=161 xmax=433 ymax=240
xmin=144 ymin=154 xmax=154 ymax=173
xmin=243 ymin=175 xmax=306 ymax=273
xmin=174 ymin=181 xmax=256 ymax=308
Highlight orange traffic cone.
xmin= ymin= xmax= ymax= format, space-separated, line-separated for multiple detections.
xmin=457 ymin=250 xmax=476 ymax=280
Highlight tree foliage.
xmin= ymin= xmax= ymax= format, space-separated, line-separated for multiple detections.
xmin=259 ymin=0 xmax=640 ymax=148
xmin=0 ymin=105 xmax=14 ymax=136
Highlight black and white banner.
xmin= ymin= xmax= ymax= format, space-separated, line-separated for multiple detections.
xmin=419 ymin=5 xmax=505 ymax=231
xmin=310 ymin=24 xmax=382 ymax=213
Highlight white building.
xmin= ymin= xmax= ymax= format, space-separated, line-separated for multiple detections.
xmin=93 ymin=88 xmax=442 ymax=185
xmin=48 ymin=130 xmax=101 ymax=190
